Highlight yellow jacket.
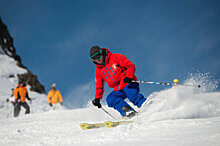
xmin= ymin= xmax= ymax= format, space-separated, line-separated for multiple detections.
xmin=47 ymin=89 xmax=63 ymax=104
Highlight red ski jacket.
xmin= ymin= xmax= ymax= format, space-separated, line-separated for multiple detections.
xmin=94 ymin=48 xmax=137 ymax=100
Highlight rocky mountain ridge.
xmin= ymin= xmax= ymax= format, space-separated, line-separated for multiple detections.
xmin=0 ymin=17 xmax=45 ymax=94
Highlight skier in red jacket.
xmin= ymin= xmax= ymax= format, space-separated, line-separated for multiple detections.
xmin=90 ymin=46 xmax=146 ymax=118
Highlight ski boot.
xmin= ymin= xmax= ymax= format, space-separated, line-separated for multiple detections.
xmin=122 ymin=105 xmax=137 ymax=119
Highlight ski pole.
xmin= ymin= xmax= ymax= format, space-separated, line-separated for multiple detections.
xmin=6 ymin=99 xmax=9 ymax=118
xmin=134 ymin=80 xmax=173 ymax=86
xmin=101 ymin=107 xmax=116 ymax=120
xmin=134 ymin=80 xmax=201 ymax=88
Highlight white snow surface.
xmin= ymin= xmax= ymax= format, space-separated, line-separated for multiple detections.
xmin=1 ymin=54 xmax=220 ymax=146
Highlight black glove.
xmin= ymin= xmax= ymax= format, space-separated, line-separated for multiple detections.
xmin=49 ymin=103 xmax=53 ymax=107
xmin=6 ymin=98 xmax=9 ymax=102
xmin=123 ymin=77 xmax=132 ymax=83
xmin=92 ymin=99 xmax=102 ymax=108
xmin=60 ymin=102 xmax=63 ymax=106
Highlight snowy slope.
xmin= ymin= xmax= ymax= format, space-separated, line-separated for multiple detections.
xmin=1 ymin=52 xmax=220 ymax=146
xmin=0 ymin=79 xmax=220 ymax=146
xmin=0 ymin=54 xmax=50 ymax=119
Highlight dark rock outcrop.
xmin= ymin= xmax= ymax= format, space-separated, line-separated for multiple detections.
xmin=18 ymin=71 xmax=45 ymax=94
xmin=0 ymin=17 xmax=45 ymax=94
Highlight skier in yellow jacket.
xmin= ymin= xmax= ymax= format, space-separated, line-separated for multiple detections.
xmin=47 ymin=83 xmax=63 ymax=108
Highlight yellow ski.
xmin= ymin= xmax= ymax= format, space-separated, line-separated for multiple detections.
xmin=80 ymin=123 xmax=105 ymax=130
xmin=80 ymin=120 xmax=134 ymax=130
xmin=104 ymin=121 xmax=134 ymax=128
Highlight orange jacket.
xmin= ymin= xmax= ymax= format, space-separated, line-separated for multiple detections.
xmin=47 ymin=89 xmax=63 ymax=104
xmin=14 ymin=86 xmax=31 ymax=102
xmin=17 ymin=86 xmax=30 ymax=103
xmin=14 ymin=84 xmax=20 ymax=100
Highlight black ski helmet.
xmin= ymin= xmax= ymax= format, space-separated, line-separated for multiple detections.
xmin=90 ymin=46 xmax=101 ymax=57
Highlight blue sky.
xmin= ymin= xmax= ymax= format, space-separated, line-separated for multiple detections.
xmin=1 ymin=0 xmax=220 ymax=108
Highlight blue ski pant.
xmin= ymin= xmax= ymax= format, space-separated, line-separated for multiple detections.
xmin=106 ymin=82 xmax=146 ymax=116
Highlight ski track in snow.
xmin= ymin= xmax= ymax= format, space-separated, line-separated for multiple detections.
xmin=1 ymin=87 xmax=220 ymax=146
xmin=0 ymin=107 xmax=220 ymax=146
xmin=1 ymin=54 xmax=220 ymax=146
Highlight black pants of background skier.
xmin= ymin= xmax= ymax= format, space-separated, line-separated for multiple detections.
xmin=14 ymin=102 xmax=30 ymax=117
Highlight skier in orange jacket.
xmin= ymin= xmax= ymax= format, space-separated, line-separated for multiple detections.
xmin=14 ymin=80 xmax=32 ymax=117
xmin=47 ymin=83 xmax=63 ymax=108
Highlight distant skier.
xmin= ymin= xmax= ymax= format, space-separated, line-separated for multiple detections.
xmin=47 ymin=83 xmax=63 ymax=110
xmin=89 ymin=46 xmax=146 ymax=118
xmin=14 ymin=80 xmax=32 ymax=117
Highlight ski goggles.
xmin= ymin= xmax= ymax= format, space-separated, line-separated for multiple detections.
xmin=90 ymin=49 xmax=103 ymax=61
